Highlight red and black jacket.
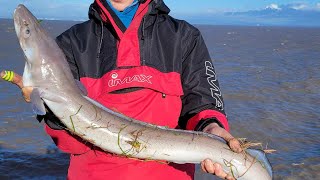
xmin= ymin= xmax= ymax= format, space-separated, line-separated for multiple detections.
xmin=43 ymin=0 xmax=229 ymax=133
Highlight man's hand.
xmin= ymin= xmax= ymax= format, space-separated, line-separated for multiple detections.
xmin=21 ymin=86 xmax=33 ymax=102
xmin=200 ymin=123 xmax=242 ymax=180
xmin=1 ymin=70 xmax=33 ymax=102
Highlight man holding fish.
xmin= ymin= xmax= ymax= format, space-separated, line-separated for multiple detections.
xmin=2 ymin=0 xmax=244 ymax=179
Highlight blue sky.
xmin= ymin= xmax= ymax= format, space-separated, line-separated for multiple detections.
xmin=1 ymin=0 xmax=320 ymax=26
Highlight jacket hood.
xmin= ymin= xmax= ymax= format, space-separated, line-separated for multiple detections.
xmin=88 ymin=0 xmax=170 ymax=21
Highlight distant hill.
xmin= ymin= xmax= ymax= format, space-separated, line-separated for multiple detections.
xmin=223 ymin=4 xmax=320 ymax=27
xmin=175 ymin=3 xmax=320 ymax=27
xmin=227 ymin=4 xmax=320 ymax=18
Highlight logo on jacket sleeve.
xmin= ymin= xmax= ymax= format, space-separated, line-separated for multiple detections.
xmin=205 ymin=61 xmax=224 ymax=110
xmin=108 ymin=72 xmax=153 ymax=87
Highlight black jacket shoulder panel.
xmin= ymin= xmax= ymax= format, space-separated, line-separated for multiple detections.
xmin=56 ymin=20 xmax=118 ymax=79
xmin=142 ymin=14 xmax=200 ymax=73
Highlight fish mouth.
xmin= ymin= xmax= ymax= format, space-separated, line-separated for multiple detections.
xmin=13 ymin=5 xmax=29 ymax=41
xmin=13 ymin=4 xmax=42 ymax=64
xmin=14 ymin=5 xmax=30 ymax=63
xmin=14 ymin=4 xmax=31 ymax=21
xmin=13 ymin=4 xmax=39 ymax=38
xmin=13 ymin=5 xmax=23 ymax=37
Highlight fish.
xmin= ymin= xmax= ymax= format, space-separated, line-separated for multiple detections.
xmin=13 ymin=4 xmax=272 ymax=180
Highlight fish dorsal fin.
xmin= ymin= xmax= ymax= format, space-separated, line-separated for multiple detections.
xmin=30 ymin=88 xmax=46 ymax=115
xmin=246 ymin=149 xmax=273 ymax=178
xmin=75 ymin=80 xmax=88 ymax=96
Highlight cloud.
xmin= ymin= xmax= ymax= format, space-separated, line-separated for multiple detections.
xmin=266 ymin=4 xmax=282 ymax=10
xmin=279 ymin=3 xmax=311 ymax=11
xmin=205 ymin=8 xmax=232 ymax=14
xmin=265 ymin=3 xmax=310 ymax=11
xmin=289 ymin=3 xmax=308 ymax=10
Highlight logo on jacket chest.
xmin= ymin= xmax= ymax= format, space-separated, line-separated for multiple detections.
xmin=108 ymin=73 xmax=153 ymax=87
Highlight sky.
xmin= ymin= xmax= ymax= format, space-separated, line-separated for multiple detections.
xmin=1 ymin=0 xmax=320 ymax=26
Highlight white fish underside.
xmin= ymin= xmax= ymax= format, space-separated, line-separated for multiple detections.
xmin=14 ymin=4 xmax=272 ymax=180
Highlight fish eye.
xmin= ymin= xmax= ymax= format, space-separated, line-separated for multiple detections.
xmin=24 ymin=28 xmax=31 ymax=38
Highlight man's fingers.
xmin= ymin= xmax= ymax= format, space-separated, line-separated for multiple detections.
xmin=201 ymin=159 xmax=214 ymax=173
xmin=212 ymin=163 xmax=228 ymax=179
xmin=1 ymin=70 xmax=23 ymax=88
xmin=22 ymin=87 xmax=33 ymax=103
xmin=1 ymin=70 xmax=33 ymax=103
xmin=228 ymin=138 xmax=242 ymax=153
xmin=226 ymin=174 xmax=235 ymax=180
xmin=201 ymin=159 xmax=235 ymax=180
xmin=1 ymin=70 xmax=14 ymax=81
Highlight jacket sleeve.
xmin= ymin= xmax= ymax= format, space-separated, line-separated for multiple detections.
xmin=178 ymin=26 xmax=230 ymax=132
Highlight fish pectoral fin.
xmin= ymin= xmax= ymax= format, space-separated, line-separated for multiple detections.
xmin=75 ymin=80 xmax=88 ymax=96
xmin=30 ymin=88 xmax=46 ymax=115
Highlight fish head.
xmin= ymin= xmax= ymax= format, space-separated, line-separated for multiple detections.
xmin=13 ymin=4 xmax=84 ymax=115
xmin=13 ymin=4 xmax=67 ymax=88
xmin=14 ymin=4 xmax=41 ymax=45
xmin=14 ymin=4 xmax=44 ymax=87
xmin=14 ymin=4 xmax=48 ymax=87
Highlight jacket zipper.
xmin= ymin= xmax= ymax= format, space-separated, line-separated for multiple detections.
xmin=141 ymin=17 xmax=147 ymax=66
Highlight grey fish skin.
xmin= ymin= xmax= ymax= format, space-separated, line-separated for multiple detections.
xmin=14 ymin=4 xmax=272 ymax=180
